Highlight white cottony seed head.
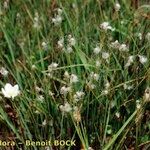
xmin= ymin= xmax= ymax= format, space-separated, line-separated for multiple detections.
xmin=59 ymin=102 xmax=72 ymax=112
xmin=119 ymin=44 xmax=128 ymax=52
xmin=60 ymin=86 xmax=71 ymax=95
xmin=96 ymin=60 xmax=101 ymax=67
xmin=42 ymin=119 xmax=47 ymax=126
xmin=110 ymin=40 xmax=120 ymax=49
xmin=48 ymin=62 xmax=58 ymax=72
xmin=66 ymin=46 xmax=73 ymax=53
xmin=52 ymin=15 xmax=62 ymax=26
xmin=146 ymin=32 xmax=150 ymax=41
xmin=0 ymin=67 xmax=9 ymax=76
xmin=115 ymin=112 xmax=120 ymax=118
xmin=70 ymin=74 xmax=78 ymax=83
xmin=58 ymin=38 xmax=64 ymax=49
xmin=136 ymin=100 xmax=141 ymax=109
xmin=125 ymin=55 xmax=135 ymax=68
xmin=42 ymin=41 xmax=48 ymax=50
xmin=93 ymin=46 xmax=101 ymax=54
xmin=88 ymin=147 xmax=94 ymax=150
xmin=68 ymin=35 xmax=76 ymax=46
xmin=102 ymin=52 xmax=110 ymax=59
xmin=138 ymin=55 xmax=148 ymax=64
xmin=57 ymin=8 xmax=63 ymax=15
xmin=90 ymin=72 xmax=99 ymax=81
xmin=73 ymin=91 xmax=85 ymax=101
xmin=64 ymin=71 xmax=70 ymax=79
xmin=100 ymin=22 xmax=114 ymax=31
xmin=115 ymin=3 xmax=121 ymax=11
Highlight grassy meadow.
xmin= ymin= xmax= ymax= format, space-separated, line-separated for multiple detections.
xmin=0 ymin=0 xmax=150 ymax=150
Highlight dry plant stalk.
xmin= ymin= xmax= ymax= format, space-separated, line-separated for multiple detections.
xmin=131 ymin=0 xmax=139 ymax=9
xmin=135 ymin=87 xmax=150 ymax=124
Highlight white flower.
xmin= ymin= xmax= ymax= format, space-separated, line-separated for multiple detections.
xmin=88 ymin=147 xmax=94 ymax=150
xmin=33 ymin=21 xmax=39 ymax=28
xmin=146 ymin=32 xmax=150 ymax=41
xmin=87 ymin=82 xmax=96 ymax=90
xmin=115 ymin=112 xmax=120 ymax=118
xmin=58 ymin=38 xmax=64 ymax=49
xmin=90 ymin=72 xmax=99 ymax=81
xmin=52 ymin=8 xmax=63 ymax=26
xmin=115 ymin=3 xmax=121 ymax=11
xmin=137 ymin=33 xmax=142 ymax=40
xmin=16 ymin=13 xmax=21 ymax=19
xmin=50 ymin=62 xmax=58 ymax=68
xmin=4 ymin=1 xmax=9 ymax=9
xmin=48 ymin=62 xmax=58 ymax=72
xmin=0 ymin=67 xmax=9 ymax=76
xmin=128 ymin=55 xmax=134 ymax=62
xmin=31 ymin=65 xmax=36 ymax=70
xmin=57 ymin=8 xmax=63 ymax=15
xmin=96 ymin=60 xmax=101 ymax=67
xmin=66 ymin=46 xmax=73 ymax=53
xmin=69 ymin=38 xmax=76 ymax=46
xmin=100 ymin=22 xmax=109 ymax=30
xmin=59 ymin=102 xmax=72 ymax=112
xmin=93 ymin=46 xmax=101 ymax=54
xmin=35 ymin=110 xmax=40 ymax=114
xmin=110 ymin=101 xmax=116 ymax=108
xmin=64 ymin=71 xmax=70 ymax=79
xmin=41 ymin=42 xmax=48 ymax=50
xmin=35 ymin=86 xmax=43 ymax=92
xmin=119 ymin=44 xmax=128 ymax=52
xmin=1 ymin=83 xmax=20 ymax=99
xmin=41 ymin=41 xmax=47 ymax=47
xmin=125 ymin=55 xmax=135 ymax=67
xmin=68 ymin=35 xmax=76 ymax=46
xmin=52 ymin=15 xmax=62 ymax=26
xmin=100 ymin=22 xmax=114 ymax=31
xmin=138 ymin=55 xmax=147 ymax=64
xmin=42 ymin=119 xmax=47 ymax=126
xmin=64 ymin=103 xmax=72 ymax=112
xmin=70 ymin=74 xmax=78 ymax=83
xmin=60 ymin=86 xmax=71 ymax=95
xmin=125 ymin=62 xmax=131 ymax=68
xmin=144 ymin=87 xmax=150 ymax=102
xmin=49 ymin=90 xmax=54 ymax=96
xmin=102 ymin=52 xmax=110 ymax=59
xmin=136 ymin=100 xmax=141 ymax=109
xmin=37 ymin=95 xmax=44 ymax=102
xmin=111 ymin=41 xmax=129 ymax=52
xmin=123 ymin=83 xmax=133 ymax=90
xmin=47 ymin=73 xmax=53 ymax=77
xmin=110 ymin=40 xmax=120 ymax=49
xmin=74 ymin=91 xmax=85 ymax=101
xmin=121 ymin=21 xmax=124 ymax=24
xmin=102 ymin=90 xmax=109 ymax=95
xmin=33 ymin=12 xmax=40 ymax=28
xmin=105 ymin=81 xmax=110 ymax=89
